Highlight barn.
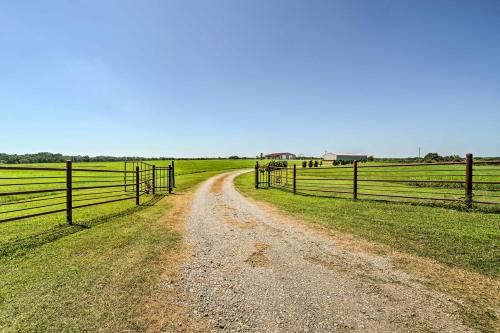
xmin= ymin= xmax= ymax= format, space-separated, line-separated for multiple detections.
xmin=265 ymin=152 xmax=296 ymax=160
xmin=322 ymin=152 xmax=367 ymax=161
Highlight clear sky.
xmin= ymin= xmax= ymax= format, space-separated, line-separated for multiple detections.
xmin=1 ymin=0 xmax=499 ymax=158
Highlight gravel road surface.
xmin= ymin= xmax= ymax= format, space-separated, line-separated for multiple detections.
xmin=179 ymin=171 xmax=473 ymax=332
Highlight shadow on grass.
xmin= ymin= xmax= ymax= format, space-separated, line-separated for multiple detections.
xmin=0 ymin=194 xmax=167 ymax=259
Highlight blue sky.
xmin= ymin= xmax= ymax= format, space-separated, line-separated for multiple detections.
xmin=1 ymin=0 xmax=499 ymax=158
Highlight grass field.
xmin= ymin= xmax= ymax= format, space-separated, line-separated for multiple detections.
xmin=261 ymin=162 xmax=500 ymax=212
xmin=0 ymin=159 xmax=255 ymax=332
xmin=2 ymin=159 xmax=499 ymax=331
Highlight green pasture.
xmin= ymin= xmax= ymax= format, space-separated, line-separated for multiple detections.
xmin=0 ymin=159 xmax=255 ymax=332
xmin=1 ymin=158 xmax=498 ymax=331
xmin=261 ymin=162 xmax=500 ymax=211
xmin=0 ymin=159 xmax=256 ymax=229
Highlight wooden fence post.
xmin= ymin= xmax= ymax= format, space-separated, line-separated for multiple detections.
xmin=353 ymin=160 xmax=358 ymax=200
xmin=152 ymin=165 xmax=156 ymax=194
xmin=255 ymin=162 xmax=259 ymax=189
xmin=66 ymin=160 xmax=72 ymax=224
xmin=465 ymin=153 xmax=473 ymax=209
xmin=135 ymin=166 xmax=140 ymax=205
xmin=293 ymin=164 xmax=296 ymax=194
xmin=168 ymin=166 xmax=173 ymax=194
xmin=171 ymin=160 xmax=175 ymax=188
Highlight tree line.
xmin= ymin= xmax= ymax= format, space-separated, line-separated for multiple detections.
xmin=0 ymin=152 xmax=175 ymax=164
xmin=0 ymin=152 xmax=257 ymax=164
xmin=370 ymin=153 xmax=498 ymax=163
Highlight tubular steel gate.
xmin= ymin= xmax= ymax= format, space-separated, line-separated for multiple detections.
xmin=255 ymin=154 xmax=500 ymax=210
xmin=0 ymin=160 xmax=175 ymax=225
xmin=124 ymin=161 xmax=175 ymax=195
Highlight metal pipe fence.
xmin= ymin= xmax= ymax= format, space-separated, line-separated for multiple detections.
xmin=0 ymin=160 xmax=175 ymax=224
xmin=255 ymin=154 xmax=500 ymax=210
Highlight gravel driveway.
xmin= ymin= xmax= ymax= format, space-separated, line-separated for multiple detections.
xmin=179 ymin=171 xmax=473 ymax=332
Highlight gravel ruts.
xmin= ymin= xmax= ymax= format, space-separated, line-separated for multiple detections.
xmin=179 ymin=171 xmax=473 ymax=332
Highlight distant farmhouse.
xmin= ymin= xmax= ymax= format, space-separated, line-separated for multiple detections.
xmin=322 ymin=152 xmax=367 ymax=161
xmin=265 ymin=152 xmax=296 ymax=160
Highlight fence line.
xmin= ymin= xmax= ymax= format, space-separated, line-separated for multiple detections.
xmin=0 ymin=160 xmax=174 ymax=224
xmin=255 ymin=154 xmax=500 ymax=210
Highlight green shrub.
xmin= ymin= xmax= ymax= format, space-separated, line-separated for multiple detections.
xmin=264 ymin=160 xmax=288 ymax=169
xmin=308 ymin=160 xmax=313 ymax=168
xmin=302 ymin=161 xmax=307 ymax=168
xmin=314 ymin=160 xmax=319 ymax=167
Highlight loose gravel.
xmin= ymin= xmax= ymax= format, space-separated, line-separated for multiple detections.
xmin=179 ymin=171 xmax=474 ymax=332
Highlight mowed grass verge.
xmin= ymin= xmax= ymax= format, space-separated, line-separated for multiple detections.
xmin=235 ymin=171 xmax=500 ymax=277
xmin=0 ymin=159 xmax=255 ymax=332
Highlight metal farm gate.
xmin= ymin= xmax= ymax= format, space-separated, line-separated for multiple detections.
xmin=255 ymin=162 xmax=294 ymax=191
xmin=154 ymin=166 xmax=173 ymax=193
xmin=0 ymin=160 xmax=176 ymax=225
xmin=124 ymin=161 xmax=175 ymax=195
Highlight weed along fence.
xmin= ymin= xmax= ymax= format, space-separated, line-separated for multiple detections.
xmin=0 ymin=161 xmax=175 ymax=224
xmin=255 ymin=154 xmax=500 ymax=210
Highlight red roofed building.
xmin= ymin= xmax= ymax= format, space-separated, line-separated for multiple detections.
xmin=264 ymin=152 xmax=296 ymax=160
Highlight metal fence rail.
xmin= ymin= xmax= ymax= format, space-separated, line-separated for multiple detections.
xmin=255 ymin=154 xmax=500 ymax=210
xmin=0 ymin=160 xmax=174 ymax=224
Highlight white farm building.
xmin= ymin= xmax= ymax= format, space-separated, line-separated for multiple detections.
xmin=322 ymin=152 xmax=367 ymax=162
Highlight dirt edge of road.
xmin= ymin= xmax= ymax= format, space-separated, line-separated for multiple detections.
xmin=138 ymin=190 xmax=212 ymax=333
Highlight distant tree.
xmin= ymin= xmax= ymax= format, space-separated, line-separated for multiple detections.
xmin=319 ymin=160 xmax=323 ymax=166
xmin=308 ymin=160 xmax=313 ymax=168
xmin=302 ymin=161 xmax=307 ymax=168
xmin=259 ymin=153 xmax=264 ymax=160
xmin=314 ymin=160 xmax=319 ymax=167
xmin=367 ymin=155 xmax=374 ymax=162
xmin=423 ymin=153 xmax=442 ymax=163
xmin=228 ymin=155 xmax=240 ymax=160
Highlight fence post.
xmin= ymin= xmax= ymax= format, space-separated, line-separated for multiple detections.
xmin=255 ymin=162 xmax=259 ymax=189
xmin=171 ymin=160 xmax=175 ymax=188
xmin=66 ymin=160 xmax=72 ymax=224
xmin=135 ymin=166 xmax=140 ymax=205
xmin=124 ymin=160 xmax=127 ymax=192
xmin=152 ymin=165 xmax=156 ymax=194
xmin=286 ymin=164 xmax=289 ymax=186
xmin=168 ymin=165 xmax=173 ymax=194
xmin=465 ymin=153 xmax=473 ymax=209
xmin=267 ymin=166 xmax=271 ymax=187
xmin=293 ymin=164 xmax=296 ymax=194
xmin=353 ymin=160 xmax=358 ymax=200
